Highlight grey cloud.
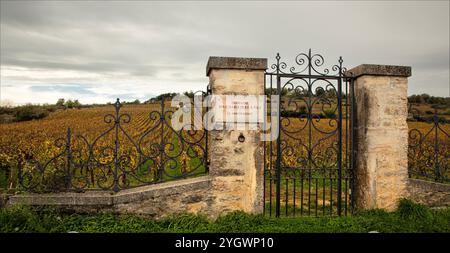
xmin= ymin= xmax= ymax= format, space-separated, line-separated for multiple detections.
xmin=1 ymin=1 xmax=449 ymax=104
xmin=106 ymin=93 xmax=154 ymax=102
xmin=30 ymin=84 xmax=95 ymax=95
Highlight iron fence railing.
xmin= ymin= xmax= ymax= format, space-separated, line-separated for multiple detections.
xmin=408 ymin=103 xmax=450 ymax=183
xmin=15 ymin=92 xmax=210 ymax=193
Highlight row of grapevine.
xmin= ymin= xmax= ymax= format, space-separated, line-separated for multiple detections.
xmin=0 ymin=101 xmax=208 ymax=192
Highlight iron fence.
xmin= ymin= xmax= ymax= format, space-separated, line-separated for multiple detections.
xmin=17 ymin=91 xmax=210 ymax=193
xmin=408 ymin=104 xmax=450 ymax=183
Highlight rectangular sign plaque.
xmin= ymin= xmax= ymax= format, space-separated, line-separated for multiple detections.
xmin=211 ymin=95 xmax=265 ymax=130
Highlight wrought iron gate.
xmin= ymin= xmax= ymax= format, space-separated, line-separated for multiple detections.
xmin=263 ymin=49 xmax=355 ymax=217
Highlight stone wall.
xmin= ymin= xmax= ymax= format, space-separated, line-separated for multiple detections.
xmin=5 ymin=176 xmax=213 ymax=218
xmin=407 ymin=178 xmax=450 ymax=207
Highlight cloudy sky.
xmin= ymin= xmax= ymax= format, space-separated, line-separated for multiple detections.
xmin=1 ymin=1 xmax=449 ymax=105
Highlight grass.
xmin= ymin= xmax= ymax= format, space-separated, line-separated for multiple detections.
xmin=263 ymin=174 xmax=353 ymax=217
xmin=1 ymin=199 xmax=449 ymax=233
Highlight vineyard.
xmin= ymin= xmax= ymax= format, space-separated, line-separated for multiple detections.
xmin=407 ymin=113 xmax=450 ymax=183
xmin=0 ymin=100 xmax=208 ymax=192
xmin=263 ymin=99 xmax=450 ymax=217
xmin=263 ymin=117 xmax=450 ymax=217
xmin=0 ymin=100 xmax=449 ymax=201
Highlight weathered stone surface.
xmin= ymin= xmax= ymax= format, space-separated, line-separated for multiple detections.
xmin=206 ymin=56 xmax=267 ymax=76
xmin=207 ymin=63 xmax=265 ymax=217
xmin=208 ymin=69 xmax=265 ymax=95
xmin=353 ymin=74 xmax=409 ymax=211
xmin=181 ymin=194 xmax=204 ymax=204
xmin=407 ymin=179 xmax=450 ymax=207
xmin=6 ymin=176 xmax=214 ymax=218
xmin=8 ymin=192 xmax=113 ymax=206
xmin=346 ymin=64 xmax=411 ymax=78
xmin=209 ymin=168 xmax=245 ymax=176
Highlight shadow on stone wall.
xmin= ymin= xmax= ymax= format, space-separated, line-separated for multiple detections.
xmin=408 ymin=179 xmax=450 ymax=207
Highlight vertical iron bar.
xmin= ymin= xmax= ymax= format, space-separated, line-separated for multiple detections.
xmin=345 ymin=177 xmax=348 ymax=215
xmin=350 ymin=77 xmax=356 ymax=213
xmin=263 ymin=144 xmax=266 ymax=216
xmin=322 ymin=177 xmax=326 ymax=216
xmin=66 ymin=127 xmax=72 ymax=189
xmin=159 ymin=97 xmax=165 ymax=182
xmin=337 ymin=63 xmax=343 ymax=216
xmin=293 ymin=178 xmax=296 ymax=216
xmin=275 ymin=71 xmax=282 ymax=217
xmin=434 ymin=110 xmax=440 ymax=181
xmin=345 ymin=79 xmax=349 ymax=167
xmin=263 ymin=75 xmax=267 ymax=216
xmin=300 ymin=176 xmax=304 ymax=215
xmin=307 ymin=49 xmax=312 ymax=216
xmin=308 ymin=176 xmax=311 ymax=216
xmin=285 ymin=178 xmax=288 ymax=216
xmin=268 ymin=75 xmax=273 ymax=216
xmin=315 ymin=178 xmax=318 ymax=216
xmin=113 ymin=98 xmax=120 ymax=192
xmin=205 ymin=91 xmax=209 ymax=174
xmin=330 ymin=178 xmax=333 ymax=215
xmin=345 ymin=77 xmax=349 ymax=215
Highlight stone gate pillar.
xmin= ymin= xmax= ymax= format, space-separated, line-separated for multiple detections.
xmin=206 ymin=57 xmax=266 ymax=216
xmin=347 ymin=64 xmax=412 ymax=211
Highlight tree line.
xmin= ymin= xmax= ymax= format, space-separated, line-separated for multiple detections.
xmin=1 ymin=92 xmax=448 ymax=123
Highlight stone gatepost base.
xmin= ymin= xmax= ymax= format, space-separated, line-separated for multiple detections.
xmin=206 ymin=57 xmax=267 ymax=216
xmin=347 ymin=64 xmax=411 ymax=211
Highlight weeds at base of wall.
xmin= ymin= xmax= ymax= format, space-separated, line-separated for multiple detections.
xmin=0 ymin=199 xmax=449 ymax=233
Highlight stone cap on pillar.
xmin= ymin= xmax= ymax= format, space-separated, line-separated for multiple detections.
xmin=206 ymin=56 xmax=267 ymax=76
xmin=345 ymin=64 xmax=412 ymax=78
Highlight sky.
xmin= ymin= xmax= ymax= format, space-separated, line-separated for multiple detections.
xmin=0 ymin=1 xmax=449 ymax=105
